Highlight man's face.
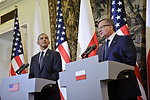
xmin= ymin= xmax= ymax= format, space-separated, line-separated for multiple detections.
xmin=37 ymin=34 xmax=50 ymax=49
xmin=98 ymin=20 xmax=112 ymax=39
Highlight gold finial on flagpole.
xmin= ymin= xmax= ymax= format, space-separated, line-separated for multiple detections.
xmin=15 ymin=5 xmax=18 ymax=9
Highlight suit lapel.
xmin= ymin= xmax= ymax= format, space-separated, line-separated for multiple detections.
xmin=35 ymin=53 xmax=41 ymax=73
xmin=101 ymin=45 xmax=105 ymax=61
xmin=98 ymin=44 xmax=105 ymax=61
xmin=105 ymin=35 xmax=119 ymax=60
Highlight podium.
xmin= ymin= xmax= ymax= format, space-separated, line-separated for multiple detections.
xmin=0 ymin=74 xmax=56 ymax=100
xmin=59 ymin=55 xmax=134 ymax=100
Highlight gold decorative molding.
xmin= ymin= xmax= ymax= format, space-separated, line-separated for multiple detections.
xmin=0 ymin=0 xmax=21 ymax=11
xmin=48 ymin=0 xmax=57 ymax=50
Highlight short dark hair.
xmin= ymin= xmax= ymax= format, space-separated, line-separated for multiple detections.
xmin=98 ymin=18 xmax=116 ymax=31
xmin=37 ymin=33 xmax=48 ymax=41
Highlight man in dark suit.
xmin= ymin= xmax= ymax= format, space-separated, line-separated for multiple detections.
xmin=97 ymin=18 xmax=141 ymax=100
xmin=29 ymin=33 xmax=62 ymax=100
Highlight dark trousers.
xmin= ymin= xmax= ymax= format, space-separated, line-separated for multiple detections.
xmin=108 ymin=70 xmax=141 ymax=100
xmin=109 ymin=97 xmax=137 ymax=100
xmin=34 ymin=85 xmax=61 ymax=100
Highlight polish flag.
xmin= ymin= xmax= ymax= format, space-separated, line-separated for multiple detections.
xmin=76 ymin=70 xmax=86 ymax=81
xmin=76 ymin=0 xmax=98 ymax=60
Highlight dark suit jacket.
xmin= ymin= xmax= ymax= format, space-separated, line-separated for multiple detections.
xmin=29 ymin=49 xmax=62 ymax=100
xmin=97 ymin=34 xmax=141 ymax=99
xmin=97 ymin=34 xmax=136 ymax=66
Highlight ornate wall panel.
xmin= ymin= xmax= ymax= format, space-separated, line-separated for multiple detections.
xmin=48 ymin=0 xmax=80 ymax=61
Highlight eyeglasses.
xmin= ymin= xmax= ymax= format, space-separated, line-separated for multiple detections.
xmin=98 ymin=25 xmax=111 ymax=30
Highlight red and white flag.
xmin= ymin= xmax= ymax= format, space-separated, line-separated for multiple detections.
xmin=75 ymin=70 xmax=86 ymax=81
xmin=111 ymin=0 xmax=147 ymax=99
xmin=9 ymin=8 xmax=26 ymax=76
xmin=146 ymin=0 xmax=150 ymax=99
xmin=55 ymin=0 xmax=71 ymax=100
xmin=135 ymin=64 xmax=147 ymax=100
xmin=76 ymin=0 xmax=98 ymax=60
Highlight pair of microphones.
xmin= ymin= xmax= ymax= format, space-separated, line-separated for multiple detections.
xmin=81 ymin=44 xmax=97 ymax=58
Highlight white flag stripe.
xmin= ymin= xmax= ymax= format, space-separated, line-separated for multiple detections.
xmin=146 ymin=0 xmax=150 ymax=53
xmin=146 ymin=0 xmax=150 ymax=28
xmin=61 ymin=56 xmax=66 ymax=71
xmin=11 ymin=59 xmax=20 ymax=72
xmin=59 ymin=88 xmax=67 ymax=99
xmin=56 ymin=48 xmax=66 ymax=71
xmin=137 ymin=79 xmax=147 ymax=100
xmin=33 ymin=0 xmax=43 ymax=55
xmin=19 ymin=54 xmax=25 ymax=64
xmin=116 ymin=29 xmax=124 ymax=35
xmin=135 ymin=64 xmax=147 ymax=100
xmin=116 ymin=24 xmax=129 ymax=36
xmin=76 ymin=70 xmax=86 ymax=76
xmin=56 ymin=42 xmax=70 ymax=71
xmin=62 ymin=41 xmax=70 ymax=58
xmin=11 ymin=54 xmax=24 ymax=75
xmin=58 ymin=80 xmax=67 ymax=100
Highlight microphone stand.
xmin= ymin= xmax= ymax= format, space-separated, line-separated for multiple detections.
xmin=85 ymin=54 xmax=89 ymax=58
xmin=17 ymin=70 xmax=22 ymax=75
xmin=82 ymin=54 xmax=89 ymax=59
xmin=16 ymin=67 xmax=25 ymax=75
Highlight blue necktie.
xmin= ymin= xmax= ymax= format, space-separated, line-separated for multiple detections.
xmin=104 ymin=39 xmax=110 ymax=59
xmin=39 ymin=51 xmax=44 ymax=70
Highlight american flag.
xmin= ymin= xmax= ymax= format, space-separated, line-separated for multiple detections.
xmin=55 ymin=0 xmax=71 ymax=100
xmin=9 ymin=83 xmax=19 ymax=92
xmin=9 ymin=8 xmax=26 ymax=76
xmin=111 ymin=0 xmax=129 ymax=35
xmin=111 ymin=0 xmax=147 ymax=100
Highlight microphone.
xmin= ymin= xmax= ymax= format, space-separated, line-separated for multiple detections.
xmin=84 ymin=44 xmax=97 ymax=56
xmin=81 ymin=46 xmax=91 ymax=58
xmin=15 ymin=64 xmax=25 ymax=74
xmin=16 ymin=63 xmax=29 ymax=75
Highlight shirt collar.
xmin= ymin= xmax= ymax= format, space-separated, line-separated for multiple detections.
xmin=105 ymin=32 xmax=116 ymax=47
xmin=40 ymin=48 xmax=48 ymax=56
xmin=107 ymin=32 xmax=116 ymax=41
